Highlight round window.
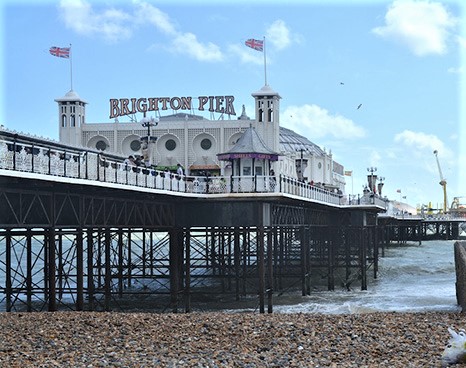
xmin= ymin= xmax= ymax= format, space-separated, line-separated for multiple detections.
xmin=318 ymin=162 xmax=322 ymax=169
xmin=201 ymin=138 xmax=212 ymax=150
xmin=130 ymin=139 xmax=141 ymax=151
xmin=165 ymin=139 xmax=176 ymax=151
xmin=96 ymin=140 xmax=107 ymax=151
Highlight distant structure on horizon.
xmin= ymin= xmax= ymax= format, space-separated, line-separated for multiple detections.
xmin=56 ymin=84 xmax=346 ymax=193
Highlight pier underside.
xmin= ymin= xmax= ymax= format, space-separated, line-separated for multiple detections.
xmin=0 ymin=177 xmax=382 ymax=312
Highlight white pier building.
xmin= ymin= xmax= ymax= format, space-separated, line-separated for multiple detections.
xmin=57 ymin=84 xmax=346 ymax=193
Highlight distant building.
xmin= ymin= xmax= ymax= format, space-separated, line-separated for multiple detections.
xmin=57 ymin=84 xmax=346 ymax=192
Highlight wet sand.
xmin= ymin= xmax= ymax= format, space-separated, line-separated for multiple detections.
xmin=0 ymin=311 xmax=465 ymax=367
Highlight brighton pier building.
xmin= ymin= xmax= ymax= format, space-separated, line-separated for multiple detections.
xmin=57 ymin=84 xmax=346 ymax=192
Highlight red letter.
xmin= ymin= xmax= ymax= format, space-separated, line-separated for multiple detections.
xmin=109 ymin=99 xmax=120 ymax=119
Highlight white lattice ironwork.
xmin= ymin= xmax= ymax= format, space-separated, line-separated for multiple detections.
xmin=0 ymin=135 xmax=358 ymax=208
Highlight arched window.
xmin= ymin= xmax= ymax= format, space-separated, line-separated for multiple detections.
xmin=61 ymin=114 xmax=67 ymax=127
xmin=70 ymin=115 xmax=76 ymax=127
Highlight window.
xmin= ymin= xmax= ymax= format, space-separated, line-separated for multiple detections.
xmin=61 ymin=115 xmax=67 ymax=127
xmin=243 ymin=166 xmax=251 ymax=175
xmin=318 ymin=162 xmax=322 ymax=169
xmin=165 ymin=139 xmax=176 ymax=151
xmin=96 ymin=140 xmax=107 ymax=151
xmin=130 ymin=139 xmax=141 ymax=151
xmin=201 ymin=138 xmax=212 ymax=150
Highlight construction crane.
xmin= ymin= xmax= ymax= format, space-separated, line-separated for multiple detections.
xmin=433 ymin=150 xmax=448 ymax=213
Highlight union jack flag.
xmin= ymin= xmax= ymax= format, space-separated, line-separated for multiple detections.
xmin=49 ymin=46 xmax=70 ymax=58
xmin=245 ymin=38 xmax=263 ymax=52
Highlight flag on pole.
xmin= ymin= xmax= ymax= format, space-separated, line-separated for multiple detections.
xmin=49 ymin=46 xmax=70 ymax=58
xmin=344 ymin=170 xmax=352 ymax=176
xmin=245 ymin=38 xmax=264 ymax=52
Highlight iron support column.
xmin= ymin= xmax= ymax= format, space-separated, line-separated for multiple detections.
xmin=48 ymin=227 xmax=57 ymax=311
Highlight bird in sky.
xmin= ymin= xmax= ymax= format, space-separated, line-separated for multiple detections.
xmin=340 ymin=82 xmax=344 ymax=85
xmin=357 ymin=103 xmax=362 ymax=109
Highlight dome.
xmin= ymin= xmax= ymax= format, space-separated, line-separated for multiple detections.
xmin=251 ymin=84 xmax=281 ymax=98
xmin=64 ymin=90 xmax=81 ymax=99
xmin=279 ymin=126 xmax=324 ymax=155
xmin=158 ymin=113 xmax=207 ymax=121
xmin=54 ymin=90 xmax=87 ymax=104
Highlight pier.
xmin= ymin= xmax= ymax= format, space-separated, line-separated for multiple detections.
xmin=0 ymin=132 xmax=464 ymax=313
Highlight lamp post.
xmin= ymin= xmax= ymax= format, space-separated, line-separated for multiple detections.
xmin=297 ymin=148 xmax=305 ymax=181
xmin=140 ymin=116 xmax=159 ymax=167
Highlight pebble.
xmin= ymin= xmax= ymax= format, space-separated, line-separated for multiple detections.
xmin=0 ymin=311 xmax=465 ymax=367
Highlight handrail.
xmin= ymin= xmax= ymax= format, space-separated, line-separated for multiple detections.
xmin=0 ymin=134 xmax=356 ymax=207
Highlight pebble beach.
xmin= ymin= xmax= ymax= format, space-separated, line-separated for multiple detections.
xmin=1 ymin=311 xmax=465 ymax=367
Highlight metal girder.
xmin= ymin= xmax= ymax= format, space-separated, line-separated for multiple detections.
xmin=0 ymin=181 xmax=175 ymax=229
xmin=0 ymin=189 xmax=52 ymax=227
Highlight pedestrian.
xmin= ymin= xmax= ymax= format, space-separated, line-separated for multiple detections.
xmin=124 ymin=155 xmax=135 ymax=170
xmin=176 ymin=163 xmax=184 ymax=177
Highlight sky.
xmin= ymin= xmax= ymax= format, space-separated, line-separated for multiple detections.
xmin=1 ymin=0 xmax=465 ymax=210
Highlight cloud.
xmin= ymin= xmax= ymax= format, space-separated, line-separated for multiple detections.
xmin=394 ymin=130 xmax=454 ymax=174
xmin=58 ymin=0 xmax=224 ymax=62
xmin=282 ymin=104 xmax=366 ymax=140
xmin=447 ymin=66 xmax=463 ymax=74
xmin=266 ymin=20 xmax=291 ymax=50
xmin=228 ymin=44 xmax=263 ymax=65
xmin=372 ymin=0 xmax=457 ymax=56
xmin=59 ymin=0 xmax=133 ymax=43
xmin=170 ymin=33 xmax=223 ymax=62
xmin=394 ymin=130 xmax=448 ymax=153
xmin=266 ymin=19 xmax=303 ymax=50
xmin=133 ymin=1 xmax=177 ymax=36
xmin=458 ymin=36 xmax=466 ymax=49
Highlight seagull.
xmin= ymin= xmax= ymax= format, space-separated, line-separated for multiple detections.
xmin=357 ymin=103 xmax=362 ymax=109
xmin=340 ymin=82 xmax=344 ymax=85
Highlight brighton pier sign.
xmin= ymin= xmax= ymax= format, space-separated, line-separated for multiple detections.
xmin=110 ymin=95 xmax=236 ymax=119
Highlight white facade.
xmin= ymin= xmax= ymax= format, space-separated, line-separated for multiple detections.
xmin=56 ymin=85 xmax=346 ymax=191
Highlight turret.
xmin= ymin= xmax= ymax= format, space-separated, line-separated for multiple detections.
xmin=251 ymin=85 xmax=281 ymax=152
xmin=55 ymin=90 xmax=87 ymax=145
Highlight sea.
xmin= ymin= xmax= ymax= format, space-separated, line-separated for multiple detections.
xmin=271 ymin=239 xmax=461 ymax=314
xmin=0 ymin=239 xmax=461 ymax=314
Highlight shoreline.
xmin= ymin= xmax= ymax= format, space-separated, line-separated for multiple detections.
xmin=1 ymin=310 xmax=464 ymax=367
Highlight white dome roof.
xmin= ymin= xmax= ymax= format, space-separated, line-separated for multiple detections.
xmin=251 ymin=84 xmax=281 ymax=98
xmin=54 ymin=90 xmax=87 ymax=104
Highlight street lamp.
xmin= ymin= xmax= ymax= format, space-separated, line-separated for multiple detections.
xmin=297 ymin=148 xmax=305 ymax=181
xmin=140 ymin=116 xmax=159 ymax=167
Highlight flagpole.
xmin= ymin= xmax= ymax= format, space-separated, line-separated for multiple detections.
xmin=263 ymin=36 xmax=267 ymax=86
xmin=69 ymin=43 xmax=73 ymax=90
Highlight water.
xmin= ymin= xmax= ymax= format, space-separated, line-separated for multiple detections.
xmin=273 ymin=240 xmax=461 ymax=314
xmin=1 ymin=238 xmax=461 ymax=314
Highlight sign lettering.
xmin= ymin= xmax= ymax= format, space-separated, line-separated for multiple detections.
xmin=110 ymin=95 xmax=236 ymax=119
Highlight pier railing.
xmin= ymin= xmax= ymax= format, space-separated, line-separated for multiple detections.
xmin=0 ymin=132 xmax=346 ymax=207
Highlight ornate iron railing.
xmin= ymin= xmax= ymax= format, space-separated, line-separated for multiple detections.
xmin=0 ymin=131 xmax=361 ymax=207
